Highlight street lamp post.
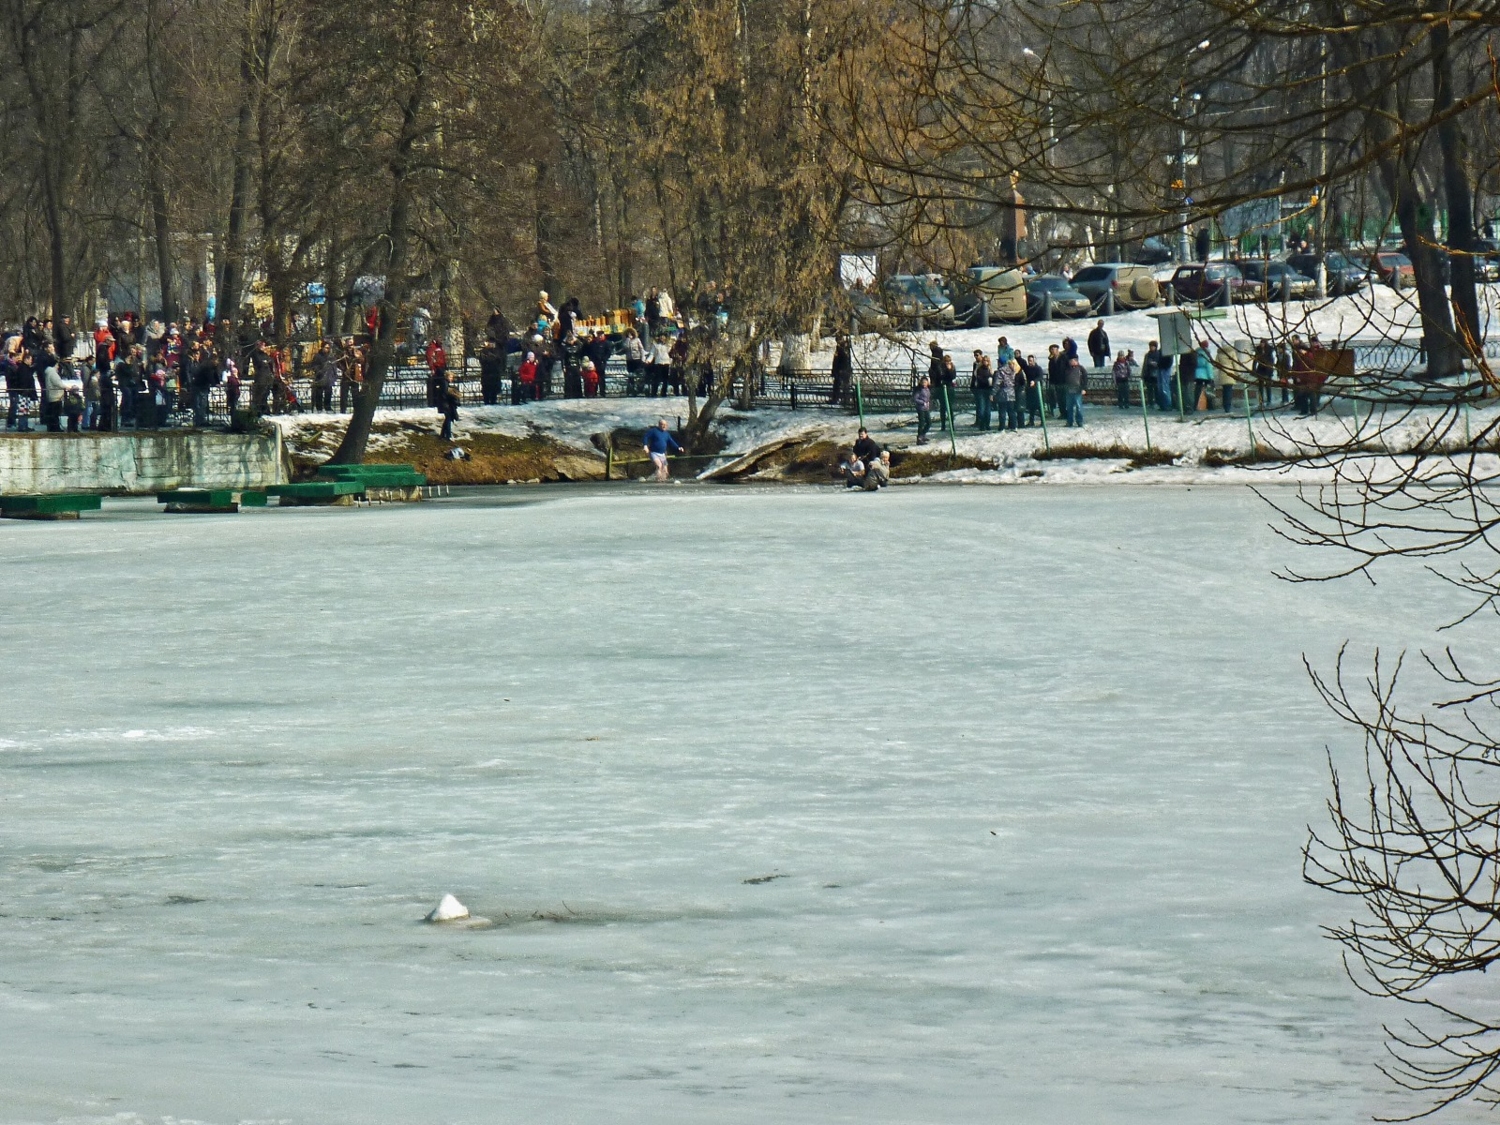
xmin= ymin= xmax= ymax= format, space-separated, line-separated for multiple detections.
xmin=1175 ymin=40 xmax=1210 ymax=262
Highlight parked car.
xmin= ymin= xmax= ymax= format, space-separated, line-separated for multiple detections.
xmin=845 ymin=288 xmax=891 ymax=331
xmin=1134 ymin=237 xmax=1174 ymax=265
xmin=1285 ymin=251 xmax=1371 ymax=297
xmin=950 ymin=266 xmax=1028 ymax=325
xmin=1025 ymin=275 xmax=1092 ymax=318
xmin=1368 ymin=250 xmax=1415 ymax=289
xmin=883 ymin=274 xmax=955 ymax=327
xmin=1231 ymin=260 xmax=1316 ymax=300
xmin=1070 ymin=263 xmax=1160 ymax=310
xmin=1445 ymin=242 xmax=1500 ymax=283
xmin=1167 ymin=262 xmax=1262 ymax=304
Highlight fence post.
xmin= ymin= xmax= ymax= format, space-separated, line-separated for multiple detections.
xmin=855 ymin=375 xmax=865 ymax=429
xmin=605 ymin=434 xmax=613 ymax=481
xmin=1038 ymin=382 xmax=1051 ymax=454
xmin=790 ymin=383 xmax=797 ymax=410
xmin=1138 ymin=376 xmax=1152 ymax=453
xmin=943 ymin=385 xmax=957 ymax=460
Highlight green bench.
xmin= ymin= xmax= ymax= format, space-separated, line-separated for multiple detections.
xmin=0 ymin=493 xmax=103 ymax=520
xmin=316 ymin=463 xmax=428 ymax=488
xmin=266 ymin=479 xmax=367 ymax=505
xmin=314 ymin=463 xmax=428 ymax=499
xmin=156 ymin=488 xmax=268 ymax=513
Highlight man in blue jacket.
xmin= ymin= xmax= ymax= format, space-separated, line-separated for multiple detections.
xmin=643 ymin=418 xmax=681 ymax=481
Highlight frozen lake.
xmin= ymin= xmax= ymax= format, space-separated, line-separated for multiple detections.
xmin=0 ymin=484 xmax=1466 ymax=1123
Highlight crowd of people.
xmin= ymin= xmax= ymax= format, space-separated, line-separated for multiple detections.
xmin=0 ymin=310 xmax=344 ymax=433
xmin=2 ymin=280 xmax=1338 ymax=443
xmin=910 ymin=324 xmax=1336 ymax=441
xmin=494 ymin=284 xmax=726 ymax=409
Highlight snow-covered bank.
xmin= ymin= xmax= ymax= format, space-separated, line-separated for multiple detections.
xmin=263 ymin=393 xmax=1499 ymax=488
xmin=805 ymin=282 xmax=1500 ymax=375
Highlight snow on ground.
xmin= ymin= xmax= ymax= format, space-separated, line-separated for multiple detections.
xmin=822 ymin=282 xmax=1500 ymax=375
xmin=266 ymin=392 xmax=1499 ymax=488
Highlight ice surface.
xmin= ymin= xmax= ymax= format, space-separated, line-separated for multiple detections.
xmin=0 ymin=485 xmax=1480 ymax=1123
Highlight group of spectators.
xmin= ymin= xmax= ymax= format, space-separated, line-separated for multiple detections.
xmin=489 ymin=284 xmax=724 ymax=414
xmin=907 ymin=325 xmax=1335 ymax=440
xmin=0 ymin=309 xmax=349 ymax=433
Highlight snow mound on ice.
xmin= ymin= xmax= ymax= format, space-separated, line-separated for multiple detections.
xmin=425 ymin=894 xmax=470 ymax=923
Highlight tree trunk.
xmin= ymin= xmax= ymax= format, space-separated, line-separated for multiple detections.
xmin=220 ymin=1 xmax=258 ymax=322
xmin=149 ymin=165 xmax=176 ymax=322
xmin=1332 ymin=16 xmax=1462 ymax=377
xmin=1430 ymin=13 xmax=1480 ymax=355
xmin=327 ymin=73 xmax=425 ymax=466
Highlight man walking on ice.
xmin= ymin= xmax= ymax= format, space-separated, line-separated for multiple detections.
xmin=643 ymin=418 xmax=681 ymax=481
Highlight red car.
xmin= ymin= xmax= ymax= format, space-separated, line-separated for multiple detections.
xmin=1168 ymin=262 xmax=1263 ymax=304
xmin=1369 ymin=251 xmax=1415 ymax=289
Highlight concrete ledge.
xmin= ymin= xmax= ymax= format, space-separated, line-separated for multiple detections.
xmin=0 ymin=430 xmax=287 ymax=495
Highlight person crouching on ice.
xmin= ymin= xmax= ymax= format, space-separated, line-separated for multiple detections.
xmin=840 ymin=448 xmax=866 ymax=488
xmin=643 ymin=418 xmax=681 ymax=481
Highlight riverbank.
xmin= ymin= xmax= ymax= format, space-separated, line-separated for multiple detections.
xmin=263 ymin=394 xmax=1499 ymax=488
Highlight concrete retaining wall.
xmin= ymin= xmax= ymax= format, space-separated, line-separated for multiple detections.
xmin=0 ymin=430 xmax=288 ymax=495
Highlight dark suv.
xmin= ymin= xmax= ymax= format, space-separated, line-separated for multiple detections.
xmin=1167 ymin=262 xmax=1262 ymax=304
xmin=1231 ymin=260 xmax=1316 ymax=301
xmin=1286 ymin=251 xmax=1371 ymax=297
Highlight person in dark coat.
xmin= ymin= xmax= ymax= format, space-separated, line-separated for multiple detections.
xmin=970 ymin=350 xmax=993 ymax=429
xmin=829 ymin=332 xmax=853 ymax=405
xmin=1177 ymin=346 xmax=1197 ymax=413
xmin=5 ymin=351 xmax=36 ymax=431
xmin=97 ymin=361 xmax=117 ymax=431
xmin=1087 ymin=320 xmax=1110 ymax=370
xmin=586 ymin=331 xmax=613 ymax=394
xmin=437 ymin=367 xmax=460 ymax=440
xmin=249 ymin=340 xmax=273 ymax=414
xmin=1022 ymin=355 xmax=1045 ymax=427
xmin=53 ymin=315 xmax=76 ymax=361
xmin=1046 ymin=343 xmax=1066 ymax=418
xmin=478 ymin=342 xmax=505 ymax=405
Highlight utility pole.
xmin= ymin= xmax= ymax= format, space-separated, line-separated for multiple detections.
xmin=1175 ymin=95 xmax=1191 ymax=262
xmin=1174 ymin=41 xmax=1210 ymax=263
xmin=1315 ymin=34 xmax=1329 ymax=297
